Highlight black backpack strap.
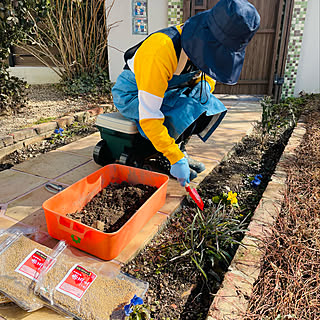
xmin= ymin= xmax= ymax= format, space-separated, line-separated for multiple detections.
xmin=123 ymin=26 xmax=182 ymax=68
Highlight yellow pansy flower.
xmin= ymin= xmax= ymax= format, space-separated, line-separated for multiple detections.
xmin=227 ymin=191 xmax=238 ymax=205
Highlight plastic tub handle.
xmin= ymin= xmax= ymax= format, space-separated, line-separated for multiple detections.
xmin=58 ymin=216 xmax=87 ymax=238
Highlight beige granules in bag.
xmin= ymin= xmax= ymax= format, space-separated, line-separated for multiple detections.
xmin=0 ymin=233 xmax=11 ymax=305
xmin=0 ymin=234 xmax=51 ymax=311
xmin=37 ymin=253 xmax=137 ymax=320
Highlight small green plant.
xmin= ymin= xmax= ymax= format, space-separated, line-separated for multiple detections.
xmin=0 ymin=69 xmax=28 ymax=115
xmin=49 ymin=127 xmax=73 ymax=143
xmin=34 ymin=117 xmax=55 ymax=124
xmin=58 ymin=68 xmax=113 ymax=97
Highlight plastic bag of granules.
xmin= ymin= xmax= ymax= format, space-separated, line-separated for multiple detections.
xmin=0 ymin=230 xmax=56 ymax=312
xmin=35 ymin=243 xmax=148 ymax=320
xmin=0 ymin=231 xmax=13 ymax=305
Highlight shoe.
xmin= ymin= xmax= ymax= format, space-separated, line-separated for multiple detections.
xmin=180 ymin=138 xmax=205 ymax=173
xmin=189 ymin=168 xmax=198 ymax=181
xmin=183 ymin=151 xmax=205 ymax=173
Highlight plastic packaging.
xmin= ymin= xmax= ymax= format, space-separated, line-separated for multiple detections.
xmin=0 ymin=231 xmax=12 ymax=305
xmin=0 ymin=230 xmax=52 ymax=312
xmin=36 ymin=243 xmax=149 ymax=320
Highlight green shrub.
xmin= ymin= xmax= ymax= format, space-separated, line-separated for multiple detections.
xmin=58 ymin=68 xmax=113 ymax=97
xmin=0 ymin=0 xmax=49 ymax=114
xmin=0 ymin=68 xmax=28 ymax=115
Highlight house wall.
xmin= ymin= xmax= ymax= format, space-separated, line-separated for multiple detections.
xmin=281 ymin=0 xmax=320 ymax=98
xmin=294 ymin=0 xmax=320 ymax=95
xmin=106 ymin=0 xmax=168 ymax=83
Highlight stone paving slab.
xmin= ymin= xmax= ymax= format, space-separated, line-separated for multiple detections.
xmin=14 ymin=208 xmax=51 ymax=235
xmin=0 ymin=170 xmax=49 ymax=204
xmin=5 ymin=186 xmax=57 ymax=221
xmin=13 ymin=150 xmax=91 ymax=179
xmin=0 ymin=305 xmax=68 ymax=320
xmin=186 ymin=157 xmax=220 ymax=186
xmin=0 ymin=216 xmax=16 ymax=230
xmin=56 ymin=160 xmax=101 ymax=185
xmin=187 ymin=129 xmax=247 ymax=161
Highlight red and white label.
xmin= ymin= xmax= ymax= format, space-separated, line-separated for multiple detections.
xmin=55 ymin=264 xmax=97 ymax=301
xmin=15 ymin=249 xmax=55 ymax=281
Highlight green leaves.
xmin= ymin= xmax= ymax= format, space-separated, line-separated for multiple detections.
xmin=58 ymin=68 xmax=112 ymax=97
xmin=0 ymin=0 xmax=49 ymax=114
xmin=0 ymin=0 xmax=48 ymax=60
xmin=174 ymin=204 xmax=247 ymax=281
xmin=260 ymin=95 xmax=306 ymax=137
xmin=0 ymin=66 xmax=27 ymax=115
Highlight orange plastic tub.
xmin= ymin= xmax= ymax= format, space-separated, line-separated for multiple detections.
xmin=42 ymin=164 xmax=169 ymax=260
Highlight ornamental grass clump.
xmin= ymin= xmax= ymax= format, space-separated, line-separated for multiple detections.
xmin=20 ymin=0 xmax=118 ymax=97
xmin=172 ymin=203 xmax=248 ymax=281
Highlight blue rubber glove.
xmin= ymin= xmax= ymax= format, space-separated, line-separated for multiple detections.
xmin=189 ymin=80 xmax=211 ymax=103
xmin=170 ymin=157 xmax=190 ymax=187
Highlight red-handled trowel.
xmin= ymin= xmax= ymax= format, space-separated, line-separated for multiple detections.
xmin=185 ymin=184 xmax=204 ymax=211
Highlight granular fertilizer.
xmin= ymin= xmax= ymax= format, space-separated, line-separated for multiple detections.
xmin=37 ymin=253 xmax=142 ymax=319
xmin=0 ymin=233 xmax=51 ymax=311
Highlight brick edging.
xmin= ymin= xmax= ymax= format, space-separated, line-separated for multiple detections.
xmin=206 ymin=119 xmax=306 ymax=320
xmin=0 ymin=106 xmax=107 ymax=162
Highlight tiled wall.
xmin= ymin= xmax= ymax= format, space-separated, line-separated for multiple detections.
xmin=168 ymin=0 xmax=184 ymax=26
xmin=281 ymin=0 xmax=309 ymax=98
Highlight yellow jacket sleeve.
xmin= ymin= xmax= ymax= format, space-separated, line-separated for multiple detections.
xmin=133 ymin=31 xmax=184 ymax=164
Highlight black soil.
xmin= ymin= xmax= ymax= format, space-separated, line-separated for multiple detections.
xmin=67 ymin=182 xmax=157 ymax=233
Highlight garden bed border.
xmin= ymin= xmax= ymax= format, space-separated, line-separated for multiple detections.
xmin=0 ymin=105 xmax=109 ymax=162
xmin=206 ymin=118 xmax=306 ymax=320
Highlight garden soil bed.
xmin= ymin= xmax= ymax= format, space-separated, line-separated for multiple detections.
xmin=0 ymin=121 xmax=98 ymax=172
xmin=67 ymin=182 xmax=157 ymax=233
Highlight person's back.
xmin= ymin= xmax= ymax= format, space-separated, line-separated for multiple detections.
xmin=112 ymin=0 xmax=260 ymax=186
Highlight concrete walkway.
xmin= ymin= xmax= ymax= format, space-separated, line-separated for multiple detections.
xmin=0 ymin=96 xmax=262 ymax=319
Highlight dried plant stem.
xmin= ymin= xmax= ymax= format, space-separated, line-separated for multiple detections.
xmin=19 ymin=0 xmax=120 ymax=80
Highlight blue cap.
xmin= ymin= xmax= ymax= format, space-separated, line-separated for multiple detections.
xmin=181 ymin=0 xmax=260 ymax=84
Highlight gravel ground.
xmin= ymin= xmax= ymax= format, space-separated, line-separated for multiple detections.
xmin=0 ymin=84 xmax=110 ymax=136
